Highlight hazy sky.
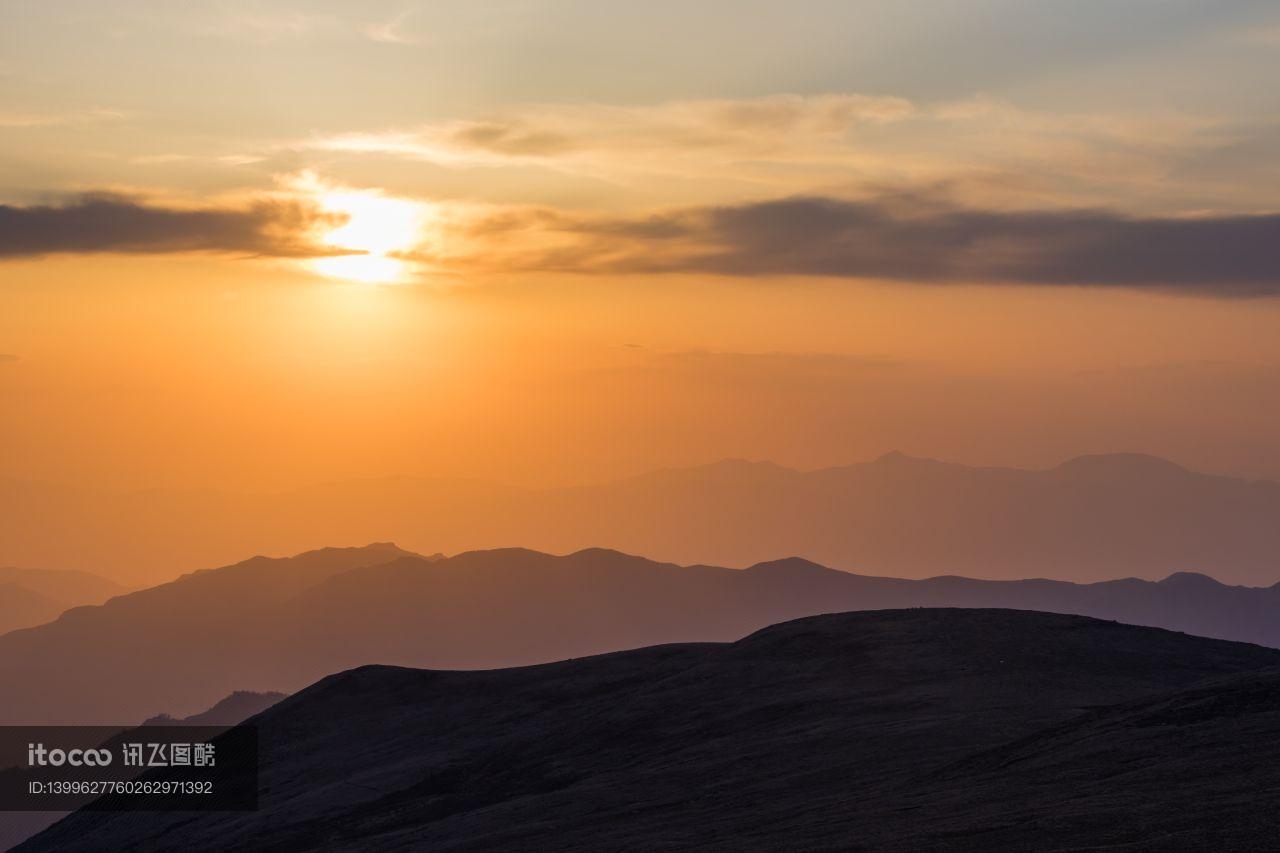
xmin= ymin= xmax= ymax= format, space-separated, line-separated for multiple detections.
xmin=3 ymin=0 xmax=1280 ymax=490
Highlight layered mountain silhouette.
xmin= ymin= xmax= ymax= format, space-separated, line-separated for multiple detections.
xmin=143 ymin=691 xmax=286 ymax=726
xmin=5 ymin=452 xmax=1280 ymax=586
xmin=4 ymin=544 xmax=1280 ymax=728
xmin=0 ymin=583 xmax=62 ymax=639
xmin=520 ymin=452 xmax=1280 ymax=584
xmin=0 ymin=567 xmax=126 ymax=635
xmin=0 ymin=687 xmax=282 ymax=853
xmin=20 ymin=609 xmax=1280 ymax=852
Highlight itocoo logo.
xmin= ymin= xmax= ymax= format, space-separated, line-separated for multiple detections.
xmin=27 ymin=743 xmax=113 ymax=767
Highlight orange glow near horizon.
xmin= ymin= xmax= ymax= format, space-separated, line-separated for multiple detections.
xmin=4 ymin=2 xmax=1280 ymax=589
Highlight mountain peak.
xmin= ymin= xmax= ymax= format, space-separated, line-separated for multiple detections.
xmin=336 ymin=541 xmax=414 ymax=557
xmin=1053 ymin=453 xmax=1189 ymax=478
xmin=1159 ymin=571 xmax=1225 ymax=588
xmin=744 ymin=556 xmax=840 ymax=577
xmin=566 ymin=546 xmax=648 ymax=559
xmin=867 ymin=450 xmax=953 ymax=469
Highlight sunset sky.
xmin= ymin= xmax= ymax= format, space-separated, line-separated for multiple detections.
xmin=4 ymin=0 xmax=1280 ymax=493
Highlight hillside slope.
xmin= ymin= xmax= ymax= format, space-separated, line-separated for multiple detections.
xmin=21 ymin=609 xmax=1280 ymax=852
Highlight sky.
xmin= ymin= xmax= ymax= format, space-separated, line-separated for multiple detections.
xmin=3 ymin=0 xmax=1280 ymax=492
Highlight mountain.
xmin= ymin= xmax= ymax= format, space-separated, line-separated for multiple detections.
xmin=143 ymin=691 xmax=286 ymax=726
xmin=0 ymin=543 xmax=418 ymax=725
xmin=20 ymin=609 xmax=1280 ymax=852
xmin=0 ymin=567 xmax=126 ymax=635
xmin=525 ymin=451 xmax=1280 ymax=584
xmin=4 ymin=543 xmax=1280 ymax=728
xmin=0 ymin=583 xmax=64 ymax=638
xmin=5 ymin=452 xmax=1280 ymax=587
xmin=0 ymin=688 xmax=285 ymax=853
xmin=0 ymin=566 xmax=126 ymax=607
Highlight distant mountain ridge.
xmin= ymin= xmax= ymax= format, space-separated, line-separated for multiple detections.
xmin=0 ymin=582 xmax=64 ymax=639
xmin=5 ymin=451 xmax=1280 ymax=586
xmin=0 ymin=567 xmax=126 ymax=635
xmin=21 ymin=609 xmax=1280 ymax=852
xmin=4 ymin=543 xmax=1280 ymax=728
xmin=554 ymin=449 xmax=1280 ymax=583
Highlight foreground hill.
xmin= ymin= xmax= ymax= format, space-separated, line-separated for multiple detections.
xmin=0 ymin=567 xmax=126 ymax=635
xmin=6 ymin=452 xmax=1280 ymax=586
xmin=0 ymin=688 xmax=282 ymax=853
xmin=21 ymin=609 xmax=1280 ymax=852
xmin=3 ymin=544 xmax=1280 ymax=725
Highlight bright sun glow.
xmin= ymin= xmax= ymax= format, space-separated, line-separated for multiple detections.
xmin=302 ymin=178 xmax=426 ymax=284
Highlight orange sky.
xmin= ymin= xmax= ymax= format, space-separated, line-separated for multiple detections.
xmin=4 ymin=252 xmax=1280 ymax=492
xmin=3 ymin=0 xmax=1280 ymax=502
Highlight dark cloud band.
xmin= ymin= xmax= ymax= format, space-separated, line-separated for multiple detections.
xmin=522 ymin=195 xmax=1280 ymax=296
xmin=0 ymin=194 xmax=340 ymax=259
xmin=8 ymin=191 xmax=1279 ymax=296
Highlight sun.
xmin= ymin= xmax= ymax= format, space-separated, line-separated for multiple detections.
xmin=302 ymin=179 xmax=427 ymax=284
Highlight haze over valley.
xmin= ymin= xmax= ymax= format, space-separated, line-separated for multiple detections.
xmin=6 ymin=451 xmax=1280 ymax=587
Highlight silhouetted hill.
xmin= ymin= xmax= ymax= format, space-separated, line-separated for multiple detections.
xmin=0 ymin=690 xmax=286 ymax=851
xmin=0 ymin=543 xmax=420 ymax=724
xmin=21 ymin=610 xmax=1280 ymax=852
xmin=0 ymin=567 xmax=126 ymax=635
xmin=5 ymin=452 xmax=1280 ymax=586
xmin=144 ymin=690 xmax=286 ymax=726
xmin=5 ymin=544 xmax=1280 ymax=727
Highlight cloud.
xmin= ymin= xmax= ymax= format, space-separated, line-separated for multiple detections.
xmin=427 ymin=193 xmax=1280 ymax=296
xmin=449 ymin=122 xmax=575 ymax=157
xmin=191 ymin=8 xmax=335 ymax=42
xmin=301 ymin=92 xmax=1241 ymax=212
xmin=308 ymin=93 xmax=916 ymax=172
xmin=0 ymin=354 xmax=19 ymax=363
xmin=361 ymin=10 xmax=422 ymax=45
xmin=0 ymin=193 xmax=342 ymax=259
xmin=158 ymin=4 xmax=427 ymax=46
xmin=0 ymin=108 xmax=128 ymax=129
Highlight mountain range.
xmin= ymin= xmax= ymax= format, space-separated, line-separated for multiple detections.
xmin=20 ymin=608 xmax=1280 ymax=852
xmin=5 ymin=452 xmax=1280 ymax=586
xmin=4 ymin=543 xmax=1280 ymax=728
xmin=0 ymin=567 xmax=126 ymax=635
